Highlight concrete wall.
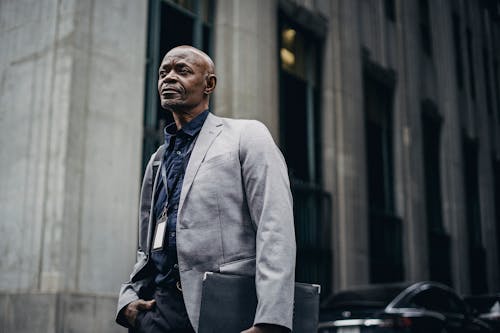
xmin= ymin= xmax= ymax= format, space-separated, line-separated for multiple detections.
xmin=0 ymin=0 xmax=147 ymax=294
xmin=0 ymin=0 xmax=147 ymax=330
xmin=0 ymin=292 xmax=122 ymax=333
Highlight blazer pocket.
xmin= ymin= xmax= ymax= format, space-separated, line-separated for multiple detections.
xmin=219 ymin=256 xmax=256 ymax=276
xmin=200 ymin=152 xmax=236 ymax=171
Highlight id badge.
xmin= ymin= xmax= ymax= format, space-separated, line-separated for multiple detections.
xmin=152 ymin=214 xmax=167 ymax=251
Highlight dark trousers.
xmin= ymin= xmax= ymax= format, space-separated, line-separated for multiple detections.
xmin=134 ymin=286 xmax=195 ymax=333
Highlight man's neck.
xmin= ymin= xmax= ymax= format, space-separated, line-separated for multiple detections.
xmin=171 ymin=104 xmax=208 ymax=129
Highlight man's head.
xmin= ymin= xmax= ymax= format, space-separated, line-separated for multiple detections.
xmin=157 ymin=46 xmax=216 ymax=114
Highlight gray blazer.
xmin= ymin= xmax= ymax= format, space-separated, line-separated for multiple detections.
xmin=116 ymin=113 xmax=296 ymax=331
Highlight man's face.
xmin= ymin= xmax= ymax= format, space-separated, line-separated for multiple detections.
xmin=157 ymin=48 xmax=210 ymax=112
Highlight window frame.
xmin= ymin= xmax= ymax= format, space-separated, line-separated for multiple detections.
xmin=278 ymin=12 xmax=323 ymax=185
xmin=143 ymin=0 xmax=214 ymax=170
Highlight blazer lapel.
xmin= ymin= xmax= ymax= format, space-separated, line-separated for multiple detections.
xmin=146 ymin=150 xmax=164 ymax=253
xmin=178 ymin=112 xmax=223 ymax=215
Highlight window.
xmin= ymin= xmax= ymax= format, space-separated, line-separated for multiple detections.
xmin=422 ymin=106 xmax=443 ymax=235
xmin=462 ymin=135 xmax=487 ymax=293
xmin=462 ymin=137 xmax=482 ymax=246
xmin=493 ymin=158 xmax=500 ymax=269
xmin=143 ymin=0 xmax=214 ymax=170
xmin=421 ymin=101 xmax=451 ymax=286
xmin=483 ymin=47 xmax=493 ymax=115
xmin=363 ymin=58 xmax=402 ymax=283
xmin=385 ymin=0 xmax=396 ymax=21
xmin=279 ymin=12 xmax=332 ymax=298
xmin=466 ymin=28 xmax=476 ymax=101
xmin=419 ymin=0 xmax=433 ymax=57
xmin=482 ymin=11 xmax=493 ymax=115
xmin=452 ymin=12 xmax=464 ymax=89
xmin=495 ymin=59 xmax=500 ymax=123
xmin=364 ymin=70 xmax=395 ymax=216
xmin=279 ymin=21 xmax=320 ymax=183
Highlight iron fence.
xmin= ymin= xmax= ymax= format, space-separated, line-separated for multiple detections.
xmin=291 ymin=180 xmax=333 ymax=299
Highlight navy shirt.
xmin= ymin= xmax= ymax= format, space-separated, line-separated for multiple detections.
xmin=151 ymin=110 xmax=209 ymax=286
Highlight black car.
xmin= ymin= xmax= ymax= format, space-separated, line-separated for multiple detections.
xmin=318 ymin=281 xmax=492 ymax=333
xmin=464 ymin=294 xmax=500 ymax=332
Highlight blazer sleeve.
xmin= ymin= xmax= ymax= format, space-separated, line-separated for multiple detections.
xmin=239 ymin=120 xmax=296 ymax=331
xmin=115 ymin=153 xmax=156 ymax=328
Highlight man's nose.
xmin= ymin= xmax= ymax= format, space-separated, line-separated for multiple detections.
xmin=164 ymin=70 xmax=178 ymax=82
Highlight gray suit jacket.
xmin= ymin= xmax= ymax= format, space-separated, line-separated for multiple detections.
xmin=116 ymin=113 xmax=296 ymax=331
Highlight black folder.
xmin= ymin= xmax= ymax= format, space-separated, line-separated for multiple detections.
xmin=198 ymin=272 xmax=320 ymax=333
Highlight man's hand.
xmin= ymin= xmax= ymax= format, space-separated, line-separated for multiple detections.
xmin=241 ymin=324 xmax=289 ymax=333
xmin=124 ymin=299 xmax=156 ymax=327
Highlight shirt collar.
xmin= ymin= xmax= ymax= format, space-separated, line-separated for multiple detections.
xmin=163 ymin=109 xmax=209 ymax=146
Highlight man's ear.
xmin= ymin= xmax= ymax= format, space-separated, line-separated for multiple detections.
xmin=204 ymin=74 xmax=217 ymax=95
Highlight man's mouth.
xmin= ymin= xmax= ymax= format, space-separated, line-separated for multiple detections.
xmin=161 ymin=87 xmax=182 ymax=95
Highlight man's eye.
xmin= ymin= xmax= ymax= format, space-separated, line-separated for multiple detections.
xmin=159 ymin=71 xmax=166 ymax=77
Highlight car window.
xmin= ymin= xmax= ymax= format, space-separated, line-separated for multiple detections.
xmin=409 ymin=287 xmax=465 ymax=315
xmin=465 ymin=296 xmax=499 ymax=313
xmin=446 ymin=293 xmax=466 ymax=315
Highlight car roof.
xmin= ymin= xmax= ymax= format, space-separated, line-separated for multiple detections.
xmin=322 ymin=281 xmax=453 ymax=310
xmin=464 ymin=294 xmax=500 ymax=300
xmin=464 ymin=294 xmax=500 ymax=312
xmin=322 ymin=282 xmax=414 ymax=309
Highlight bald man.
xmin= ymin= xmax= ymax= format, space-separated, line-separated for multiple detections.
xmin=116 ymin=46 xmax=296 ymax=333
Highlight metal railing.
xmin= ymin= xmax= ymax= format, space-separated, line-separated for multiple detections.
xmin=428 ymin=230 xmax=452 ymax=286
xmin=291 ymin=180 xmax=333 ymax=298
xmin=369 ymin=211 xmax=404 ymax=283
xmin=469 ymin=245 xmax=488 ymax=294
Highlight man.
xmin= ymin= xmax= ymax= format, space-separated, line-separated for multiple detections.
xmin=116 ymin=45 xmax=296 ymax=333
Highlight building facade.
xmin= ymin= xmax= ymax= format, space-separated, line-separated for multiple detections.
xmin=1 ymin=0 xmax=499 ymax=331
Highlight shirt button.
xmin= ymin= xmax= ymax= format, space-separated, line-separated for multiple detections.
xmin=174 ymin=264 xmax=179 ymax=269
xmin=174 ymin=204 xmax=178 ymax=210
xmin=176 ymin=151 xmax=182 ymax=155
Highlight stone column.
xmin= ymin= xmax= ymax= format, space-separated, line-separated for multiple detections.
xmin=213 ymin=0 xmax=279 ymax=140
xmin=0 ymin=0 xmax=147 ymax=331
xmin=327 ymin=0 xmax=370 ymax=289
